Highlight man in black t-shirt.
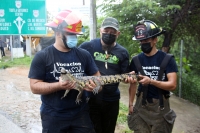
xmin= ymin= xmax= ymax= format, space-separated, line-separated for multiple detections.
xmin=79 ymin=17 xmax=130 ymax=133
xmin=128 ymin=20 xmax=178 ymax=133
xmin=28 ymin=10 xmax=100 ymax=133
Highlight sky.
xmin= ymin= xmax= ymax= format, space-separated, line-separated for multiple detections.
xmin=46 ymin=0 xmax=122 ymax=15
xmin=46 ymin=0 xmax=103 ymax=25
xmin=46 ymin=0 xmax=90 ymax=13
xmin=45 ymin=0 xmax=123 ymax=25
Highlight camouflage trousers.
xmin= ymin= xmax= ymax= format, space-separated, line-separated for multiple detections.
xmin=127 ymin=93 xmax=176 ymax=133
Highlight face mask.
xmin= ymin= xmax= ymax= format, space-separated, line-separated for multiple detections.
xmin=102 ymin=33 xmax=116 ymax=45
xmin=63 ymin=35 xmax=78 ymax=49
xmin=140 ymin=42 xmax=152 ymax=54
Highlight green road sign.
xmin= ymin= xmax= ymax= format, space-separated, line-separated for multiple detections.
xmin=0 ymin=0 xmax=46 ymax=35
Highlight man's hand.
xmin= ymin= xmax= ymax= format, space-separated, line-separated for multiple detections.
xmin=59 ymin=77 xmax=76 ymax=90
xmin=128 ymin=105 xmax=134 ymax=115
xmin=83 ymin=79 xmax=97 ymax=92
xmin=138 ymin=75 xmax=151 ymax=86
xmin=124 ymin=71 xmax=137 ymax=84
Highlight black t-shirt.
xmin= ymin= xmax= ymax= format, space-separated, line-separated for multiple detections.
xmin=130 ymin=50 xmax=178 ymax=99
xmin=28 ymin=45 xmax=98 ymax=118
xmin=79 ymin=38 xmax=130 ymax=101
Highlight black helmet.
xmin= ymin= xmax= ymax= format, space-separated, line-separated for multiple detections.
xmin=132 ymin=20 xmax=164 ymax=40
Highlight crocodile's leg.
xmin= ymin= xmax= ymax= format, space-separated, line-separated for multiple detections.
xmin=93 ymin=86 xmax=101 ymax=94
xmin=75 ymin=87 xmax=83 ymax=104
xmin=60 ymin=67 xmax=78 ymax=99
xmin=61 ymin=89 xmax=70 ymax=99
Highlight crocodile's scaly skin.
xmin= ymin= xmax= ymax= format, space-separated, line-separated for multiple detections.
xmin=60 ymin=67 xmax=138 ymax=103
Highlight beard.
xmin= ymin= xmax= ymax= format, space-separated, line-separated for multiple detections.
xmin=102 ymin=43 xmax=113 ymax=51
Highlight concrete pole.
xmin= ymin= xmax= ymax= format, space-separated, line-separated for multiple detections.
xmin=89 ymin=0 xmax=97 ymax=40
xmin=10 ymin=36 xmax=13 ymax=61
xmin=179 ymin=40 xmax=183 ymax=98
xmin=26 ymin=36 xmax=32 ymax=57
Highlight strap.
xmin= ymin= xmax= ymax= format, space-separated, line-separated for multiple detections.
xmin=158 ymin=54 xmax=173 ymax=80
xmin=132 ymin=55 xmax=145 ymax=75
xmin=132 ymin=55 xmax=148 ymax=106
xmin=158 ymin=54 xmax=173 ymax=109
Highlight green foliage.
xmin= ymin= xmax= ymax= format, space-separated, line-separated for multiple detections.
xmin=174 ymin=73 xmax=200 ymax=106
xmin=97 ymin=0 xmax=182 ymax=55
xmin=117 ymin=102 xmax=128 ymax=123
xmin=170 ymin=38 xmax=200 ymax=106
xmin=77 ymin=26 xmax=90 ymax=46
xmin=0 ymin=56 xmax=33 ymax=69
xmin=117 ymin=102 xmax=132 ymax=133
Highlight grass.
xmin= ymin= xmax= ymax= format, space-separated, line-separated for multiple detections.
xmin=117 ymin=102 xmax=132 ymax=133
xmin=0 ymin=55 xmax=33 ymax=69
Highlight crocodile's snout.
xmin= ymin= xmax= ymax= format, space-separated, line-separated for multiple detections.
xmin=61 ymin=67 xmax=67 ymax=74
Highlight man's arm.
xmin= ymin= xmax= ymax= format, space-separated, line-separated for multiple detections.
xmin=150 ymin=72 xmax=177 ymax=91
xmin=138 ymin=72 xmax=177 ymax=91
xmin=92 ymin=71 xmax=101 ymax=76
xmin=30 ymin=78 xmax=76 ymax=95
xmin=128 ymin=82 xmax=137 ymax=114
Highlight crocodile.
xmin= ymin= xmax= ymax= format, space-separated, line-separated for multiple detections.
xmin=60 ymin=67 xmax=139 ymax=104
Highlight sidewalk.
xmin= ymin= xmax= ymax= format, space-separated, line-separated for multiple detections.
xmin=0 ymin=114 xmax=24 ymax=133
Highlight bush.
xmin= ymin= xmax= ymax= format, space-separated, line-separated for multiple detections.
xmin=174 ymin=73 xmax=200 ymax=106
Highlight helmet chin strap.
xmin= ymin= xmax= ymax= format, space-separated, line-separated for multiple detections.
xmin=62 ymin=34 xmax=70 ymax=49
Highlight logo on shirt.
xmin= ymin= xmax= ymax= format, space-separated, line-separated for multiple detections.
xmin=142 ymin=66 xmax=165 ymax=80
xmin=50 ymin=62 xmax=84 ymax=80
xmin=94 ymin=52 xmax=119 ymax=64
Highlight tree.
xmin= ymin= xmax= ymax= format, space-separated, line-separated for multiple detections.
xmin=99 ymin=0 xmax=200 ymax=53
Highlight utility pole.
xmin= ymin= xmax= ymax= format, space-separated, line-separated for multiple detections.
xmin=179 ymin=40 xmax=183 ymax=98
xmin=89 ymin=0 xmax=97 ymax=40
xmin=83 ymin=0 xmax=85 ymax=5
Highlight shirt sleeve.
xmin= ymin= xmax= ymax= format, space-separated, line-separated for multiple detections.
xmin=130 ymin=57 xmax=138 ymax=74
xmin=79 ymin=41 xmax=89 ymax=50
xmin=166 ymin=56 xmax=178 ymax=74
xmin=28 ymin=51 xmax=46 ymax=80
xmin=120 ymin=50 xmax=130 ymax=73
xmin=84 ymin=51 xmax=99 ymax=76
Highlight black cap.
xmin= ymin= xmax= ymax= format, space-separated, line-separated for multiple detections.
xmin=101 ymin=17 xmax=119 ymax=31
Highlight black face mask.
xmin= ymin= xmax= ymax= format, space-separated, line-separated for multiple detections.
xmin=102 ymin=33 xmax=116 ymax=45
xmin=140 ymin=42 xmax=152 ymax=54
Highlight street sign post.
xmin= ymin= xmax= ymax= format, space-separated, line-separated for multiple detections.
xmin=0 ymin=0 xmax=46 ymax=35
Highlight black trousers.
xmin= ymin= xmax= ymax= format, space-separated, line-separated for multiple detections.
xmin=41 ymin=111 xmax=95 ymax=133
xmin=89 ymin=98 xmax=119 ymax=133
xmin=0 ymin=47 xmax=5 ymax=56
